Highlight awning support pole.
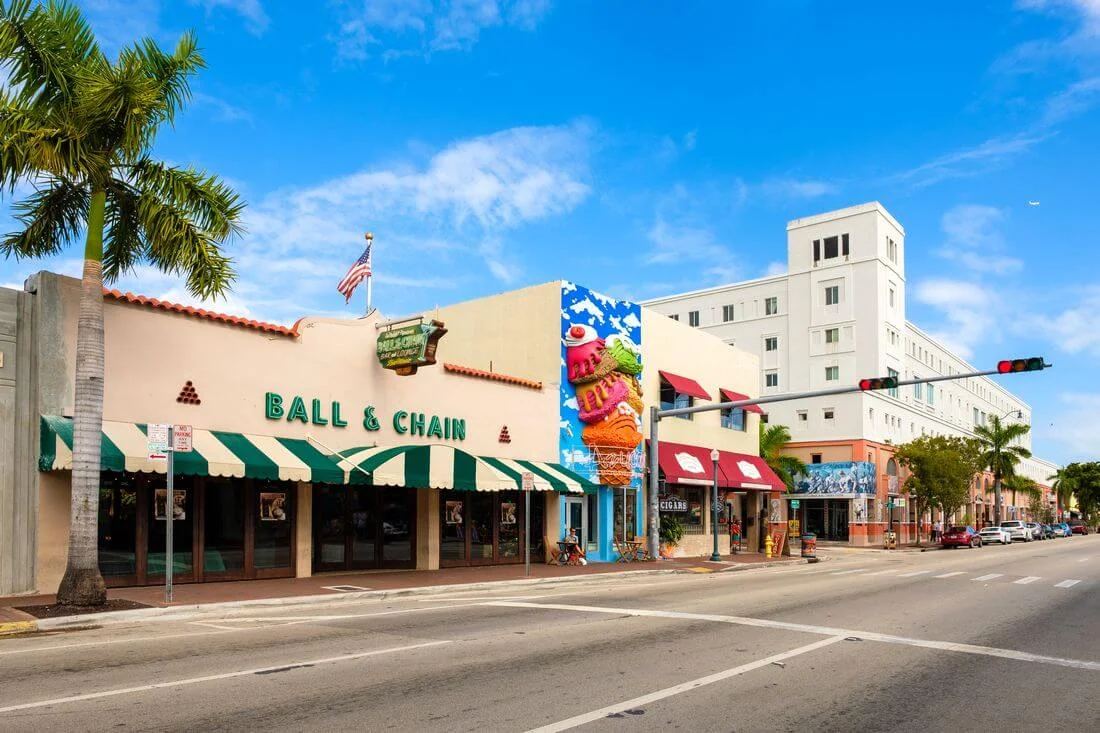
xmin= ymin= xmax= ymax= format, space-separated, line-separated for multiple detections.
xmin=307 ymin=436 xmax=374 ymax=481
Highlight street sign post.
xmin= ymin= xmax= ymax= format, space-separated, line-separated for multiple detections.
xmin=790 ymin=499 xmax=800 ymax=509
xmin=148 ymin=423 xmax=182 ymax=603
xmin=173 ymin=425 xmax=193 ymax=453
xmin=522 ymin=472 xmax=534 ymax=577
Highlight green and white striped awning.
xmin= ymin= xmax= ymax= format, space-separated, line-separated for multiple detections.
xmin=336 ymin=444 xmax=595 ymax=493
xmin=39 ymin=416 xmax=353 ymax=485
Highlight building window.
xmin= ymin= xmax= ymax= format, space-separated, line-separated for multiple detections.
xmin=721 ymin=407 xmax=746 ymax=431
xmin=765 ymin=297 xmax=778 ymax=315
xmin=688 ymin=310 xmax=700 ymax=327
xmin=927 ymin=384 xmax=935 ymax=405
xmin=823 ymin=409 xmax=835 ymax=420
xmin=888 ymin=367 xmax=899 ymax=398
xmin=761 ymin=413 xmax=769 ymax=424
xmin=889 ymin=288 xmax=895 ymax=308
xmin=823 ymin=236 xmax=839 ymax=259
xmin=670 ymin=314 xmax=679 ymax=321
xmin=811 ymin=454 xmax=822 ymax=464
xmin=842 ymin=233 xmax=850 ymax=257
xmin=869 ymin=408 xmax=874 ymax=422
xmin=765 ymin=371 xmax=778 ymax=388
xmin=722 ymin=305 xmax=734 ymax=322
xmin=914 ymin=379 xmax=923 ymax=400
xmin=825 ymin=285 xmax=840 ymax=306
xmin=813 ymin=239 xmax=820 ymax=262
xmin=797 ymin=410 xmax=808 ymax=422
xmin=825 ymin=366 xmax=839 ymax=382
xmin=660 ymin=379 xmax=694 ymax=421
xmin=765 ymin=336 xmax=778 ymax=352
xmin=825 ymin=328 xmax=839 ymax=344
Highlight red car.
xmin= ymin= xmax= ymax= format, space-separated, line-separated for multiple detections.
xmin=941 ymin=525 xmax=982 ymax=548
xmin=1068 ymin=521 xmax=1090 ymax=535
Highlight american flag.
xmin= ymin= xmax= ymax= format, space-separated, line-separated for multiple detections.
xmin=337 ymin=242 xmax=372 ymax=303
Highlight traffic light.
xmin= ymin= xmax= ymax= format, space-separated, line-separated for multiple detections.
xmin=859 ymin=376 xmax=898 ymax=391
xmin=996 ymin=357 xmax=1046 ymax=374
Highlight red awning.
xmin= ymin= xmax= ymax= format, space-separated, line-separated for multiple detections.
xmin=655 ymin=441 xmax=785 ymax=491
xmin=720 ymin=388 xmax=764 ymax=414
xmin=658 ymin=370 xmax=711 ymax=401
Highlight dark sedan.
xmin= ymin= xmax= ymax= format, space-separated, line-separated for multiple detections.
xmin=941 ymin=525 xmax=982 ymax=549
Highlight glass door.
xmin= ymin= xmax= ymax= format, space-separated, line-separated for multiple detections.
xmin=380 ymin=486 xmax=415 ymax=568
xmin=147 ymin=477 xmax=196 ymax=582
xmin=564 ymin=496 xmax=586 ymax=545
xmin=349 ymin=486 xmax=376 ymax=569
xmin=313 ymin=485 xmax=347 ymax=571
xmin=201 ymin=479 xmax=247 ymax=579
xmin=98 ymin=473 xmax=139 ymax=586
xmin=469 ymin=492 xmax=495 ymax=563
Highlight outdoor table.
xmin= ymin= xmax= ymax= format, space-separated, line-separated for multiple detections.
xmin=557 ymin=541 xmax=580 ymax=565
xmin=615 ymin=541 xmax=644 ymax=562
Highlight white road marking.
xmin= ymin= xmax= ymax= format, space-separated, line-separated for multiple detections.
xmin=831 ymin=568 xmax=869 ymax=575
xmin=1014 ymin=576 xmax=1042 ymax=585
xmin=486 ymin=601 xmax=1100 ymax=672
xmin=526 ymin=636 xmax=847 ymax=733
xmin=866 ymin=570 xmax=896 ymax=576
xmin=1078 ymin=558 xmax=1089 ymax=563
xmin=898 ymin=570 xmax=931 ymax=577
xmin=934 ymin=572 xmax=965 ymax=578
xmin=0 ymin=640 xmax=451 ymax=714
xmin=974 ymin=574 xmax=1004 ymax=581
xmin=1055 ymin=579 xmax=1082 ymax=588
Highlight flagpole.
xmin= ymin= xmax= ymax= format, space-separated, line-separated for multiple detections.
xmin=364 ymin=232 xmax=374 ymax=316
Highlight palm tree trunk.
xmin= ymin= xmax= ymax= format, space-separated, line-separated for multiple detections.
xmin=56 ymin=188 xmax=108 ymax=607
xmin=993 ymin=474 xmax=1002 ymax=526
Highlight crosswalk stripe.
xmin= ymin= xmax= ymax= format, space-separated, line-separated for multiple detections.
xmin=974 ymin=574 xmax=1004 ymax=581
xmin=934 ymin=571 xmax=965 ymax=578
xmin=1055 ymin=579 xmax=1082 ymax=588
xmin=1014 ymin=576 xmax=1041 ymax=585
xmin=898 ymin=570 xmax=931 ymax=577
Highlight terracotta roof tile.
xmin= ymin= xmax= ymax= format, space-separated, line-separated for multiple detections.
xmin=443 ymin=363 xmax=543 ymax=390
xmin=103 ymin=289 xmax=299 ymax=338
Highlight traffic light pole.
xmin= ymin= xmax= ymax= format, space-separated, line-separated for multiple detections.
xmin=645 ymin=363 xmax=1050 ymax=561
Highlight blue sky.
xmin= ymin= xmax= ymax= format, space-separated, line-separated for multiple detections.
xmin=1 ymin=0 xmax=1098 ymax=465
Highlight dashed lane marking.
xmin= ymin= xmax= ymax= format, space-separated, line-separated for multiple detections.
xmin=898 ymin=570 xmax=931 ymax=577
xmin=831 ymin=569 xmax=869 ymax=575
xmin=974 ymin=574 xmax=1004 ymax=581
xmin=1055 ymin=579 xmax=1082 ymax=588
xmin=934 ymin=572 xmax=966 ymax=578
xmin=1014 ymin=576 xmax=1042 ymax=585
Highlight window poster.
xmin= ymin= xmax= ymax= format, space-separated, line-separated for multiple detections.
xmin=154 ymin=488 xmax=186 ymax=521
xmin=260 ymin=492 xmax=287 ymax=521
xmin=501 ymin=502 xmax=517 ymax=525
xmin=446 ymin=500 xmax=464 ymax=525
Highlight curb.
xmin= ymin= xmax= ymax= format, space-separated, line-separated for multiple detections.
xmin=23 ymin=558 xmax=815 ymax=632
xmin=0 ymin=620 xmax=38 ymax=637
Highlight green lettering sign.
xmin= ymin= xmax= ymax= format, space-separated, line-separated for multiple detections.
xmin=363 ymin=406 xmax=380 ymax=431
xmin=311 ymin=398 xmax=328 ymax=426
xmin=393 ymin=410 xmax=409 ymax=434
xmin=409 ymin=412 xmax=425 ymax=437
xmin=332 ymin=401 xmax=348 ymax=428
xmin=265 ymin=392 xmax=284 ymax=420
xmin=376 ymin=320 xmax=448 ymax=376
xmin=286 ymin=396 xmax=308 ymax=423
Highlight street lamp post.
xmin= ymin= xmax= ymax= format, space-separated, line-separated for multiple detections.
xmin=992 ymin=409 xmax=1024 ymax=525
xmin=710 ymin=448 xmax=721 ymax=562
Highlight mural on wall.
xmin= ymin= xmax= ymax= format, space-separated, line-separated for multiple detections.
xmin=791 ymin=462 xmax=877 ymax=496
xmin=559 ymin=282 xmax=643 ymax=489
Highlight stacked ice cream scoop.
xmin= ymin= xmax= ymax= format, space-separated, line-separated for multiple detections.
xmin=564 ymin=324 xmax=644 ymax=485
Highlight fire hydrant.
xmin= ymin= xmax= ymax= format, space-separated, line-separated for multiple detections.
xmin=765 ymin=533 xmax=774 ymax=559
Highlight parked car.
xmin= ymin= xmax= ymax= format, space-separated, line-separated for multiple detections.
xmin=1042 ymin=524 xmax=1058 ymax=538
xmin=1048 ymin=523 xmax=1070 ymax=538
xmin=1068 ymin=520 xmax=1090 ymax=535
xmin=1059 ymin=522 xmax=1073 ymax=536
xmin=1000 ymin=520 xmax=1032 ymax=542
xmin=942 ymin=525 xmax=982 ymax=549
xmin=978 ymin=526 xmax=1012 ymax=545
xmin=1026 ymin=522 xmax=1046 ymax=540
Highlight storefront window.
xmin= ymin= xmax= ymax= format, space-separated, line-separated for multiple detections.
xmin=613 ymin=489 xmax=637 ymax=541
xmin=147 ymin=476 xmax=194 ymax=576
xmin=204 ymin=478 xmax=245 ymax=573
xmin=381 ymin=486 xmax=413 ymax=564
xmin=351 ymin=486 xmax=376 ymax=565
xmin=529 ymin=493 xmax=545 ymax=560
xmin=98 ymin=472 xmax=137 ymax=578
xmin=470 ymin=492 xmax=494 ymax=559
xmin=587 ymin=493 xmax=599 ymax=550
xmin=441 ymin=491 xmax=466 ymax=561
xmin=255 ymin=480 xmax=293 ymax=569
xmin=498 ymin=491 xmax=520 ymax=558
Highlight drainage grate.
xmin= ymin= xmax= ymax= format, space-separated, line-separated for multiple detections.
xmin=322 ymin=585 xmax=370 ymax=592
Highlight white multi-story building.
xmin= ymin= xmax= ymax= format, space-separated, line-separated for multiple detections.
xmin=643 ymin=202 xmax=1059 ymax=544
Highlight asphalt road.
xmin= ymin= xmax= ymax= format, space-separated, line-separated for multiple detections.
xmin=1 ymin=535 xmax=1098 ymax=732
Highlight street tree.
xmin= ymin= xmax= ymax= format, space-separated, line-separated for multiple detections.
xmin=1063 ymin=462 xmax=1100 ymax=520
xmin=894 ymin=435 xmax=982 ymax=544
xmin=1003 ymin=475 xmax=1042 ymax=521
xmin=1047 ymin=467 xmax=1076 ymax=521
xmin=759 ymin=423 xmax=806 ymax=492
xmin=0 ymin=0 xmax=243 ymax=606
xmin=974 ymin=415 xmax=1032 ymax=525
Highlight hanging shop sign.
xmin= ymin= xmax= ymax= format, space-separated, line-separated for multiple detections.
xmin=377 ymin=320 xmax=447 ymax=376
xmin=263 ymin=392 xmax=466 ymax=441
xmin=659 ymin=496 xmax=688 ymax=512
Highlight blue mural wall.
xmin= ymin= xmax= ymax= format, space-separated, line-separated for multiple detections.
xmin=791 ymin=462 xmax=877 ymax=496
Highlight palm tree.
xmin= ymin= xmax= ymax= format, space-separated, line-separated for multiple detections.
xmin=1048 ymin=468 xmax=1075 ymax=521
xmin=1 ymin=1 xmax=243 ymax=605
xmin=758 ymin=423 xmax=806 ymax=491
xmin=973 ymin=415 xmax=1032 ymax=526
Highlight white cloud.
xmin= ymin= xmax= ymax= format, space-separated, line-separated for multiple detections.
xmin=682 ymin=130 xmax=698 ymax=152
xmin=764 ymin=262 xmax=786 ymax=277
xmin=892 ymin=134 xmax=1048 ymax=188
xmin=189 ymin=0 xmax=271 ymax=36
xmin=1040 ymin=76 xmax=1100 ymax=126
xmin=913 ymin=279 xmax=1001 ymax=359
xmin=192 ymin=92 xmax=254 ymax=124
xmin=332 ymin=0 xmax=553 ymax=61
xmin=1024 ymin=285 xmax=1100 ymax=355
xmin=937 ymin=204 xmax=1023 ymax=275
xmin=1044 ymin=391 xmax=1100 ymax=461
xmin=759 ymin=178 xmax=837 ymax=199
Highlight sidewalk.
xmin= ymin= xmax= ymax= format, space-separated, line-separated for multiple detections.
xmin=0 ymin=552 xmax=811 ymax=634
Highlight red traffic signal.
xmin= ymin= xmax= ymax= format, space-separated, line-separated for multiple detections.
xmin=996 ymin=357 xmax=1046 ymax=374
xmin=859 ymin=376 xmax=898 ymax=391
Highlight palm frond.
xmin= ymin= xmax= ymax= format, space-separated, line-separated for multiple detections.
xmin=101 ymin=178 xmax=143 ymax=278
xmin=0 ymin=175 xmax=87 ymax=258
xmin=134 ymin=192 xmax=235 ymax=299
xmin=130 ymin=158 xmax=245 ymax=240
xmin=0 ymin=0 xmax=101 ymax=108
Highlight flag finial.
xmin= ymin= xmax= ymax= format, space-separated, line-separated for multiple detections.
xmin=365 ymin=232 xmax=374 ymax=241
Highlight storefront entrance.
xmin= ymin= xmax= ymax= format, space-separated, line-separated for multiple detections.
xmin=312 ymin=485 xmax=416 ymax=571
xmin=803 ymin=498 xmax=850 ymax=541
xmin=97 ymin=471 xmax=297 ymax=587
xmin=440 ymin=490 xmax=541 ymax=567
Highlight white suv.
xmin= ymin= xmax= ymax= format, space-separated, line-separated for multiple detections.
xmin=1000 ymin=520 xmax=1032 ymax=542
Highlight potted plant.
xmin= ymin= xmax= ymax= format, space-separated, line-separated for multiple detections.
xmin=659 ymin=514 xmax=684 ymax=558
